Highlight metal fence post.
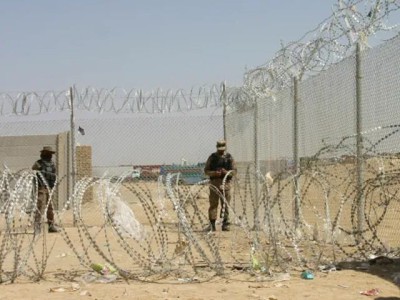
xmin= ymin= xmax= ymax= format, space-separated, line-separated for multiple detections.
xmin=355 ymin=43 xmax=364 ymax=238
xmin=69 ymin=86 xmax=77 ymax=226
xmin=254 ymin=99 xmax=260 ymax=230
xmin=293 ymin=77 xmax=301 ymax=229
xmin=222 ymin=81 xmax=227 ymax=141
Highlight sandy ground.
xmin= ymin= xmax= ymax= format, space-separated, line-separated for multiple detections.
xmin=0 ymin=268 xmax=399 ymax=300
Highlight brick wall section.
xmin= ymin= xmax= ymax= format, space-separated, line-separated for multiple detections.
xmin=76 ymin=145 xmax=93 ymax=203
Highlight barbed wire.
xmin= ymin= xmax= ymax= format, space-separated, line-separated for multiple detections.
xmin=0 ymin=85 xmax=224 ymax=116
xmin=236 ymin=0 xmax=400 ymax=108
xmin=0 ymin=0 xmax=399 ymax=117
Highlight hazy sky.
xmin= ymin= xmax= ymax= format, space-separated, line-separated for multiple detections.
xmin=1 ymin=0 xmax=341 ymax=93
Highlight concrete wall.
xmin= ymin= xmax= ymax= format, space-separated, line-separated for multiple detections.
xmin=0 ymin=132 xmax=70 ymax=209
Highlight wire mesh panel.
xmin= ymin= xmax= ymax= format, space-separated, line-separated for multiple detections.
xmin=75 ymin=110 xmax=223 ymax=167
xmin=225 ymin=34 xmax=400 ymax=264
xmin=258 ymin=88 xmax=294 ymax=174
xmin=0 ymin=109 xmax=222 ymax=174
xmin=359 ymin=36 xmax=400 ymax=251
xmin=298 ymin=55 xmax=357 ymax=157
xmin=225 ymin=105 xmax=258 ymax=227
xmin=295 ymin=51 xmax=358 ymax=247
xmin=0 ymin=114 xmax=71 ymax=137
xmin=362 ymin=35 xmax=400 ymax=152
xmin=225 ymin=107 xmax=254 ymax=164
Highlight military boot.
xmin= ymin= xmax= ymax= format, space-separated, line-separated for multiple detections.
xmin=204 ymin=220 xmax=216 ymax=232
xmin=48 ymin=223 xmax=60 ymax=233
xmin=222 ymin=220 xmax=230 ymax=231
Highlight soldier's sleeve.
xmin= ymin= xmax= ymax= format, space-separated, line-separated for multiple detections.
xmin=32 ymin=161 xmax=41 ymax=171
xmin=204 ymin=155 xmax=214 ymax=177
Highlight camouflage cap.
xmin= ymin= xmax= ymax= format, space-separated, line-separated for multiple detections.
xmin=216 ymin=140 xmax=226 ymax=150
xmin=40 ymin=146 xmax=55 ymax=154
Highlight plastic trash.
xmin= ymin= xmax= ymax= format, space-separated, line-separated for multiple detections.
xmin=301 ymin=270 xmax=314 ymax=280
xmin=318 ymin=264 xmax=337 ymax=272
xmin=49 ymin=283 xmax=80 ymax=292
xmin=251 ymin=255 xmax=261 ymax=270
xmin=80 ymin=273 xmax=98 ymax=283
xmin=90 ymin=263 xmax=117 ymax=275
xmin=80 ymin=271 xmax=118 ymax=284
xmin=110 ymin=197 xmax=145 ymax=240
xmin=96 ymin=274 xmax=118 ymax=283
xmin=360 ymin=288 xmax=379 ymax=296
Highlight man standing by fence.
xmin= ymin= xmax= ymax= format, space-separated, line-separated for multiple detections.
xmin=204 ymin=140 xmax=237 ymax=232
xmin=32 ymin=146 xmax=60 ymax=233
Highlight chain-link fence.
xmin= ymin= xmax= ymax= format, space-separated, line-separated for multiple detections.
xmin=226 ymin=35 xmax=400 ymax=263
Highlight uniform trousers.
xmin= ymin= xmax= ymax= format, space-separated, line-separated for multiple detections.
xmin=34 ymin=188 xmax=55 ymax=226
xmin=208 ymin=184 xmax=231 ymax=223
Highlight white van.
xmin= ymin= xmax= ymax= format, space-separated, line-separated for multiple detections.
xmin=131 ymin=169 xmax=141 ymax=179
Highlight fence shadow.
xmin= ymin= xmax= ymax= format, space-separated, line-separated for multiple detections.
xmin=337 ymin=257 xmax=400 ymax=296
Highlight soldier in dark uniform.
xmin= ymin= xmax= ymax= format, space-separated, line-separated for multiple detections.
xmin=204 ymin=140 xmax=237 ymax=231
xmin=32 ymin=146 xmax=60 ymax=233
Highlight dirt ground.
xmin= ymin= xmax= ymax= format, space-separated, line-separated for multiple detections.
xmin=0 ymin=262 xmax=399 ymax=300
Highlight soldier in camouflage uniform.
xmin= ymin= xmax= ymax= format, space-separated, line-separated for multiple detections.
xmin=32 ymin=146 xmax=60 ymax=233
xmin=204 ymin=140 xmax=237 ymax=231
